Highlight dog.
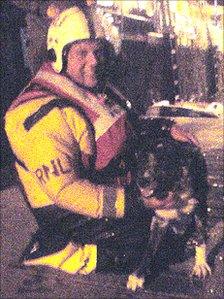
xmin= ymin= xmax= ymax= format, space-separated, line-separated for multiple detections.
xmin=127 ymin=134 xmax=211 ymax=292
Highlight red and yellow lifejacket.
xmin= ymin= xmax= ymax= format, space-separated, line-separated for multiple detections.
xmin=5 ymin=63 xmax=132 ymax=218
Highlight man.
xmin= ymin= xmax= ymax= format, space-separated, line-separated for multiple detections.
xmin=5 ymin=5 xmax=199 ymax=276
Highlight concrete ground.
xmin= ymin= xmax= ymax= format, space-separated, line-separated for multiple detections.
xmin=1 ymin=146 xmax=223 ymax=298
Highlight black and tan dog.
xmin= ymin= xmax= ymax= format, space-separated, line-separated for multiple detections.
xmin=127 ymin=133 xmax=211 ymax=292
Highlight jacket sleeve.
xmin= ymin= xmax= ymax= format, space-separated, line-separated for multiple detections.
xmin=8 ymin=106 xmax=125 ymax=219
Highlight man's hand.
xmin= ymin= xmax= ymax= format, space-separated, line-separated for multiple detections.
xmin=170 ymin=125 xmax=199 ymax=146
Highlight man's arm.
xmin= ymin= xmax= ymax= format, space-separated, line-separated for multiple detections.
xmin=6 ymin=105 xmax=125 ymax=219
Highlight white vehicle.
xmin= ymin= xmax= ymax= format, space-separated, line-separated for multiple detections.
xmin=147 ymin=101 xmax=223 ymax=151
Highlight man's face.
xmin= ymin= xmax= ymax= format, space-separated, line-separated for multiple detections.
xmin=66 ymin=40 xmax=105 ymax=88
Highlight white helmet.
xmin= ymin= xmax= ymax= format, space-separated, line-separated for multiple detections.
xmin=47 ymin=6 xmax=105 ymax=73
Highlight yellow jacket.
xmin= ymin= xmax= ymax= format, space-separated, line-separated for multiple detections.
xmin=5 ymin=63 xmax=131 ymax=219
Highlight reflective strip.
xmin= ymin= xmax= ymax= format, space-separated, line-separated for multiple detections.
xmin=102 ymin=186 xmax=117 ymax=218
xmin=115 ymin=188 xmax=125 ymax=218
xmin=24 ymin=98 xmax=88 ymax=131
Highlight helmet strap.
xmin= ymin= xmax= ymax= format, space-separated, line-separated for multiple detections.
xmin=47 ymin=49 xmax=57 ymax=62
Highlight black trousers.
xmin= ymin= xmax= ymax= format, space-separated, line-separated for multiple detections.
xmin=21 ymin=200 xmax=151 ymax=273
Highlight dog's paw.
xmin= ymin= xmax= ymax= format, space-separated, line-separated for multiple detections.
xmin=192 ymin=262 xmax=212 ymax=279
xmin=192 ymin=244 xmax=211 ymax=279
xmin=127 ymin=274 xmax=145 ymax=292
